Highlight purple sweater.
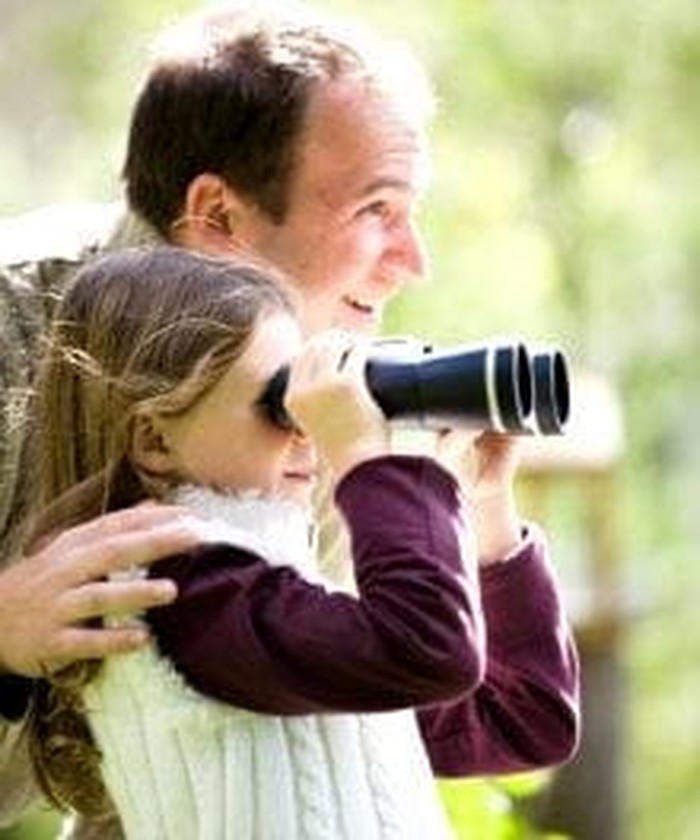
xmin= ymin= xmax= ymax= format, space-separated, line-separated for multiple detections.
xmin=147 ymin=456 xmax=580 ymax=777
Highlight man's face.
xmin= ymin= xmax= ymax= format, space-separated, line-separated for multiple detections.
xmin=238 ymin=79 xmax=430 ymax=335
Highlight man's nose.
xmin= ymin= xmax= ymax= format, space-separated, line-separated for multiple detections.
xmin=388 ymin=218 xmax=430 ymax=286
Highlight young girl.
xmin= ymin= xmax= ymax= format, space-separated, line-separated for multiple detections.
xmin=19 ymin=247 xmax=578 ymax=838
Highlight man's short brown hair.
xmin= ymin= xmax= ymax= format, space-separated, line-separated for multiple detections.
xmin=122 ymin=3 xmax=433 ymax=236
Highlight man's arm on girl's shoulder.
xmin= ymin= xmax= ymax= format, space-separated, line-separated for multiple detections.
xmin=0 ymin=506 xmax=204 ymax=679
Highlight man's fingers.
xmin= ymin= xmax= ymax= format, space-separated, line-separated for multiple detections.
xmin=49 ymin=625 xmax=152 ymax=666
xmin=56 ymin=519 xmax=201 ymax=586
xmin=58 ymin=578 xmax=177 ymax=623
xmin=54 ymin=503 xmax=196 ymax=553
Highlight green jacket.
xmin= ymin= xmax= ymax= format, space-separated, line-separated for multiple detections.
xmin=0 ymin=204 xmax=161 ymax=547
xmin=0 ymin=203 xmax=160 ymax=836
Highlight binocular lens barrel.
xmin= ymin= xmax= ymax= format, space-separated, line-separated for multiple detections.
xmin=532 ymin=350 xmax=571 ymax=435
xmin=365 ymin=343 xmax=534 ymax=433
xmin=260 ymin=340 xmax=571 ymax=436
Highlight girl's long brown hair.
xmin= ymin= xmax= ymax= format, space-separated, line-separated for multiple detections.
xmin=16 ymin=246 xmax=293 ymax=815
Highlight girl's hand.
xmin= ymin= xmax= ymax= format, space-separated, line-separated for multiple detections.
xmin=440 ymin=429 xmax=521 ymax=501
xmin=437 ymin=429 xmax=523 ymax=565
xmin=284 ymin=331 xmax=390 ymax=481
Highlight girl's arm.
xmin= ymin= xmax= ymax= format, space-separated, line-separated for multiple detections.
xmin=148 ymin=327 xmax=580 ymax=773
xmin=148 ymin=455 xmax=485 ymax=713
xmin=417 ymin=526 xmax=580 ymax=776
xmin=414 ymin=429 xmax=579 ymax=774
xmin=147 ymin=459 xmax=578 ymax=773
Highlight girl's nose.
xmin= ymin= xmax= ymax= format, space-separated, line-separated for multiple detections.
xmin=290 ymin=430 xmax=318 ymax=469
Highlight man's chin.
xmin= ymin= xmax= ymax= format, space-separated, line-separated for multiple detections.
xmin=336 ymin=303 xmax=382 ymax=333
xmin=300 ymin=301 xmax=382 ymax=335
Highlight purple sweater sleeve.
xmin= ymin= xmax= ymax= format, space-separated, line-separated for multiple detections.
xmin=417 ymin=529 xmax=580 ymax=776
xmin=147 ymin=455 xmax=580 ymax=774
xmin=148 ymin=456 xmax=485 ymax=713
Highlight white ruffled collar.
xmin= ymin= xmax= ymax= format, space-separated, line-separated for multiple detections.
xmin=171 ymin=485 xmax=320 ymax=581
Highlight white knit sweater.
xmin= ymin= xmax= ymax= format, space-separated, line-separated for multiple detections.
xmin=83 ymin=488 xmax=454 ymax=839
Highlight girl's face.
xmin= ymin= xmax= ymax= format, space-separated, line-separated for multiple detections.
xmin=160 ymin=311 xmax=317 ymax=505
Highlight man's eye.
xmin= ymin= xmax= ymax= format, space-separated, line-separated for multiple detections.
xmin=360 ymin=200 xmax=390 ymax=218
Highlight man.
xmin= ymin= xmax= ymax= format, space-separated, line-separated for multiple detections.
xmin=0 ymin=7 xmax=436 ymax=832
xmin=0 ymin=4 xmax=578 ymax=837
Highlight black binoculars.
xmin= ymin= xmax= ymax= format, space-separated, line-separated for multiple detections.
xmin=260 ymin=339 xmax=571 ymax=436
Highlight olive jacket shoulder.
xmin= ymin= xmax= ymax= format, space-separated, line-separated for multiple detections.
xmin=0 ymin=204 xmax=160 ymax=835
xmin=0 ymin=204 xmax=160 ymax=544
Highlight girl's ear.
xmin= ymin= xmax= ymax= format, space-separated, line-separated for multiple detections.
xmin=130 ymin=413 xmax=179 ymax=477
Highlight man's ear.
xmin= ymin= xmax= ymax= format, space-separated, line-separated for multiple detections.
xmin=130 ymin=413 xmax=179 ymax=477
xmin=179 ymin=173 xmax=256 ymax=248
xmin=183 ymin=173 xmax=233 ymax=233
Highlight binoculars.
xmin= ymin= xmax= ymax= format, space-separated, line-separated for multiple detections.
xmin=260 ymin=339 xmax=571 ymax=436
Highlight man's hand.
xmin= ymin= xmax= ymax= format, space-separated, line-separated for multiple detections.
xmin=0 ymin=504 xmax=202 ymax=677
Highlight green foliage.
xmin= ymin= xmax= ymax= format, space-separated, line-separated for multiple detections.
xmin=438 ymin=775 xmax=569 ymax=840
xmin=0 ymin=809 xmax=60 ymax=840
xmin=0 ymin=0 xmax=199 ymax=213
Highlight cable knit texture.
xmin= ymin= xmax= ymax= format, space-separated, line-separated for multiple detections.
xmin=83 ymin=487 xmax=454 ymax=839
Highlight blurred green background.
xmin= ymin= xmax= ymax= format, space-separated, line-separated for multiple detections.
xmin=1 ymin=0 xmax=698 ymax=838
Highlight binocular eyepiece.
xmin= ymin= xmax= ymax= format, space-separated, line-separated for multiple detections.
xmin=260 ymin=339 xmax=571 ymax=436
